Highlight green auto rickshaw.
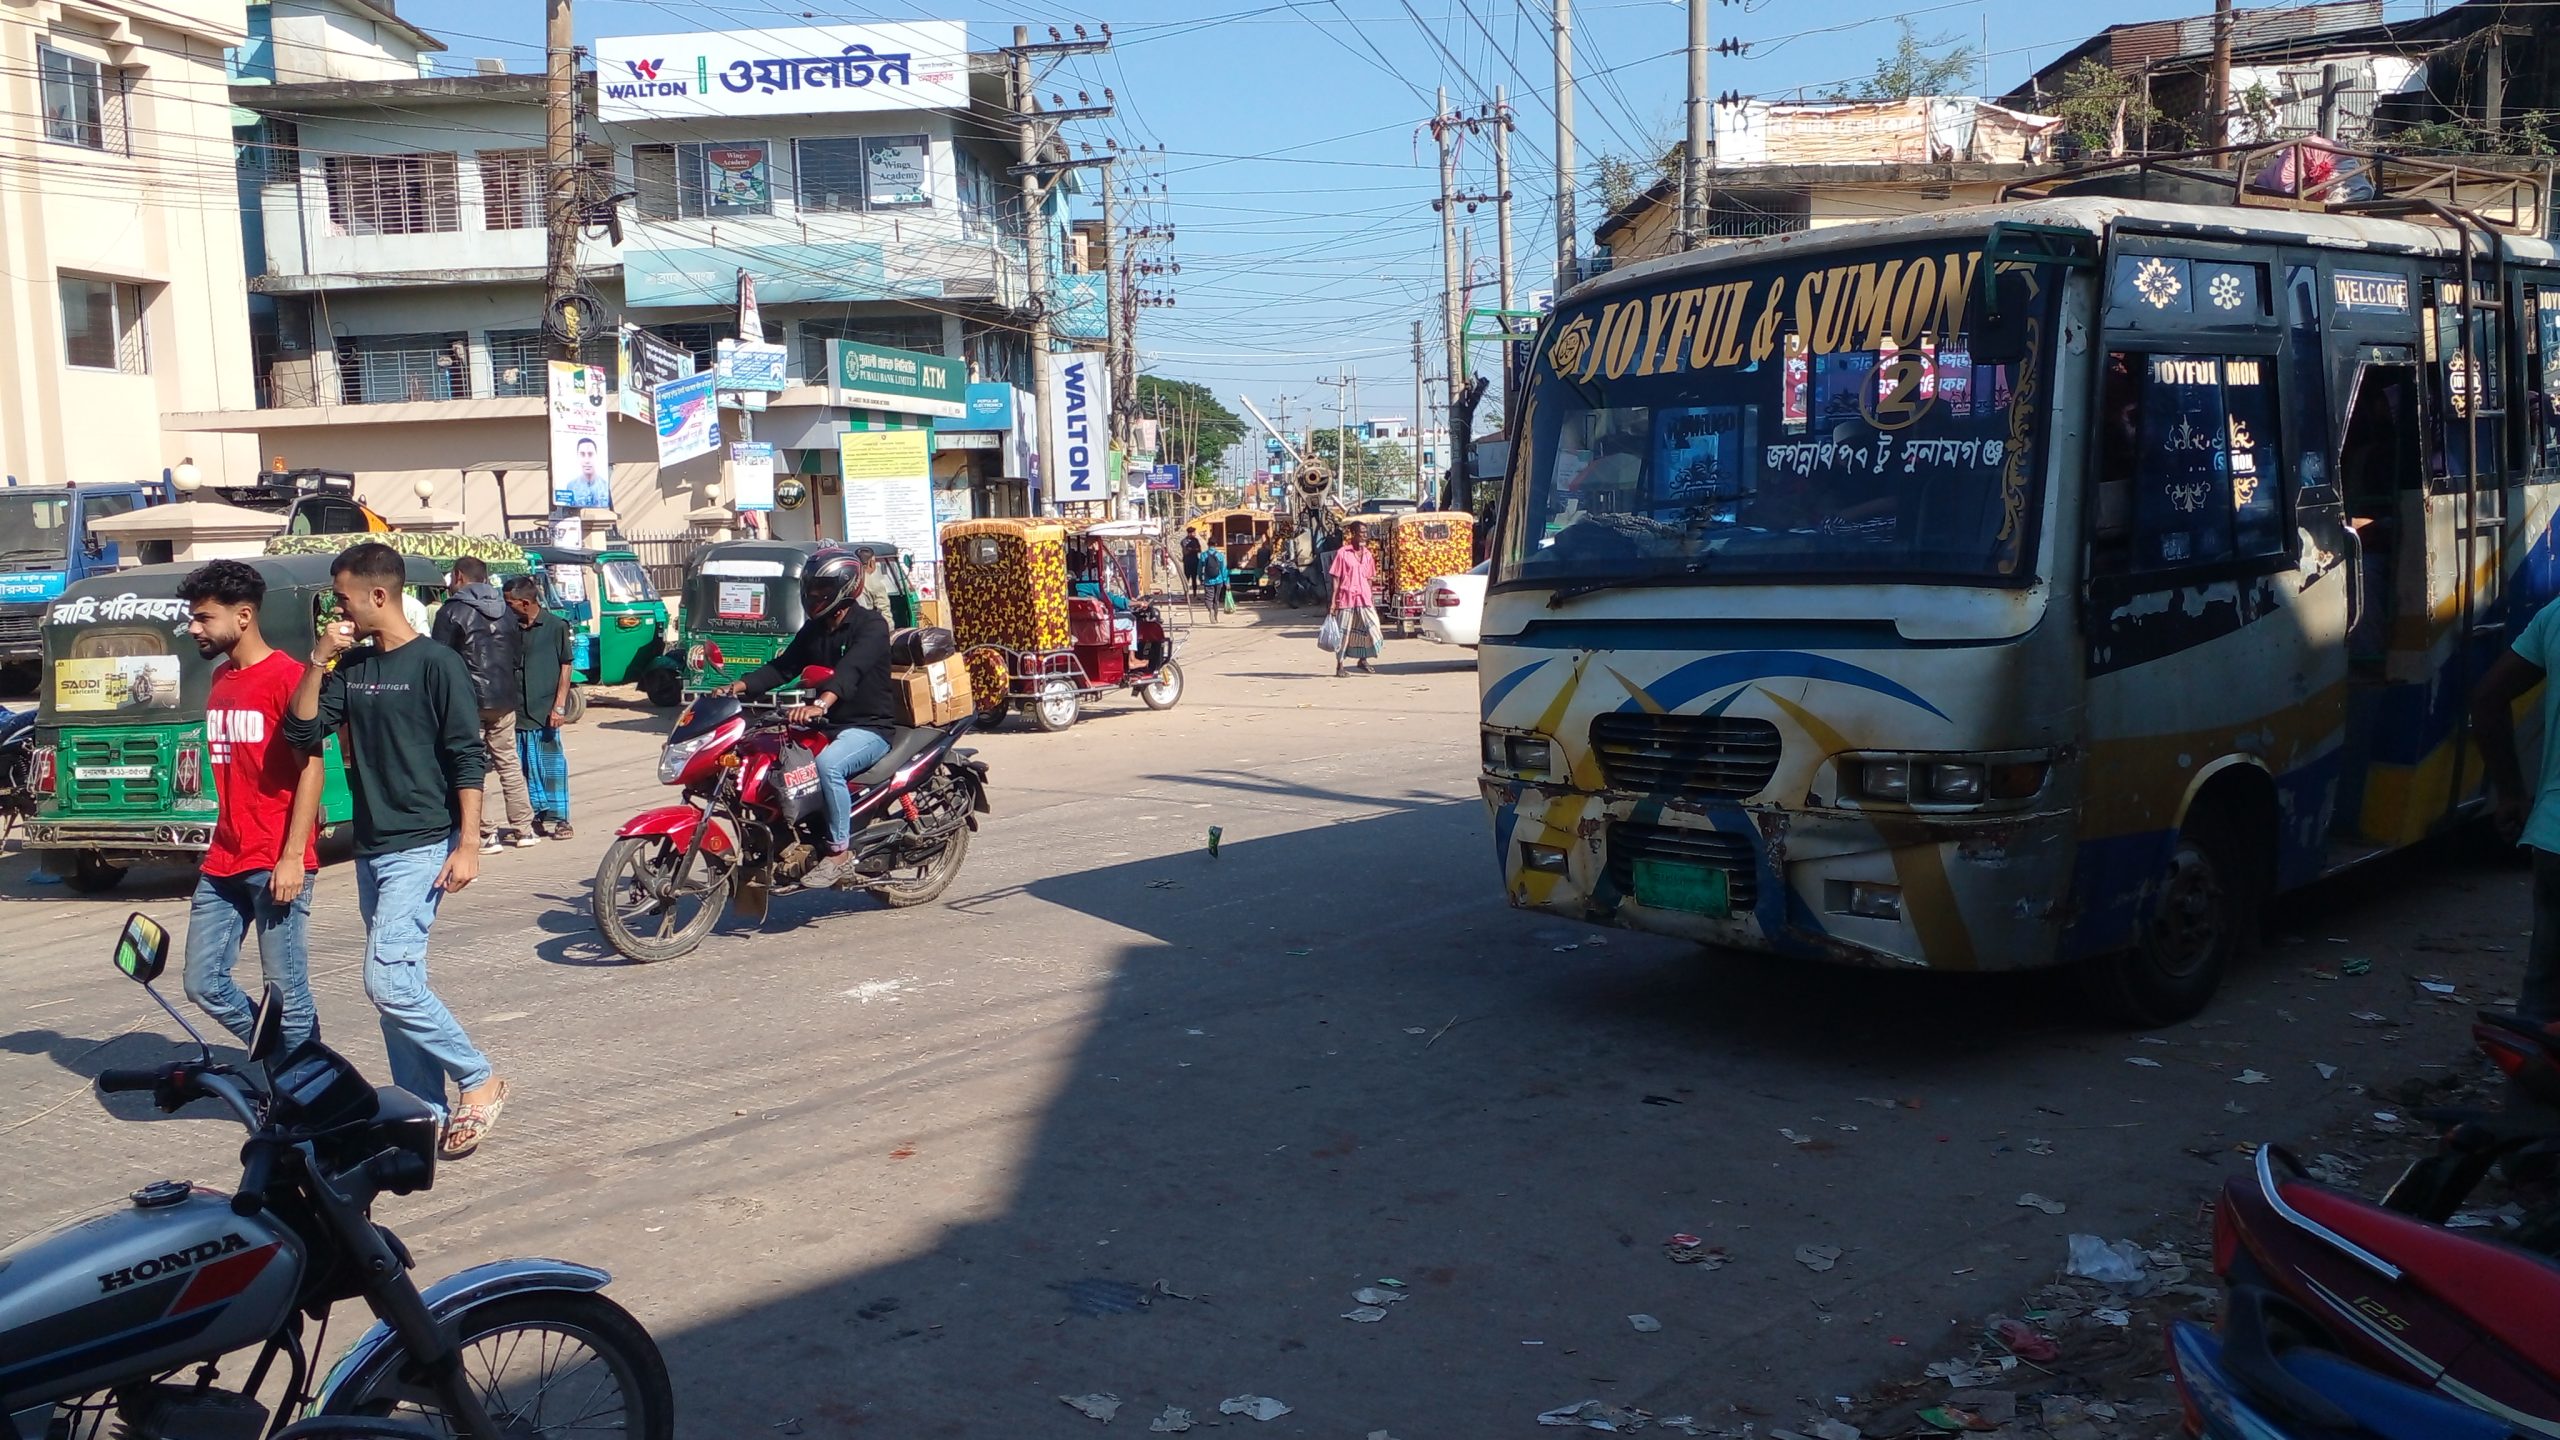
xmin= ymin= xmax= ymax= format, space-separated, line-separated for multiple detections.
xmin=24 ymin=552 xmax=447 ymax=891
xmin=524 ymin=543 xmax=674 ymax=711
xmin=669 ymin=539 xmax=820 ymax=700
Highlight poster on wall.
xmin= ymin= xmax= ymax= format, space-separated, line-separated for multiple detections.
xmin=1041 ymin=351 xmax=1110 ymax=502
xmin=618 ymin=326 xmax=695 ymax=423
xmin=705 ymin=143 xmax=771 ymax=214
xmin=547 ymin=360 xmax=614 ymax=509
xmin=863 ymin=136 xmax=929 ymax=207
xmin=654 ymin=370 xmax=724 ymax=465
xmin=839 ymin=429 xmax=937 ymax=594
xmin=731 ymin=441 xmax=776 ymax=511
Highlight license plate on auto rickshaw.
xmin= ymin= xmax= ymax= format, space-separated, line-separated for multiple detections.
xmin=1632 ymin=857 xmax=1729 ymax=917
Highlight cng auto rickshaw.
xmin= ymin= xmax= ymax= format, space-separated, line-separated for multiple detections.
xmin=671 ymin=539 xmax=821 ymax=700
xmin=943 ymin=518 xmax=1182 ymax=732
xmin=1197 ymin=508 xmax=1278 ymax=596
xmin=22 ymin=553 xmax=447 ymax=890
xmin=1372 ymin=510 xmax=1476 ymax=637
xmin=523 ymin=543 xmax=674 ymax=711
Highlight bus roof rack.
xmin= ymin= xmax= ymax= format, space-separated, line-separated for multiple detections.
xmin=2000 ymin=142 xmax=2549 ymax=237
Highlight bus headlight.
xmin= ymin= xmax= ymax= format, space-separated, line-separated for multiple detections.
xmin=1926 ymin=762 xmax=1985 ymax=803
xmin=1859 ymin=759 xmax=1911 ymax=801
xmin=1483 ymin=729 xmax=1554 ymax=778
xmin=1844 ymin=753 xmax=2049 ymax=808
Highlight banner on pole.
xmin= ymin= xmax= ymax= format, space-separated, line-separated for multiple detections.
xmin=1042 ymin=351 xmax=1110 ymax=501
xmin=547 ymin=360 xmax=613 ymax=509
xmin=654 ymin=370 xmax=723 ymax=465
xmin=731 ymin=441 xmax=776 ymax=512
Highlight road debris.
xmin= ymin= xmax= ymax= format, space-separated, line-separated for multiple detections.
xmin=2024 ymin=1138 xmax=2055 ymax=1155
xmin=1781 ymin=1128 xmax=1816 ymax=1146
xmin=1539 ymin=1399 xmax=1652 ymax=1431
xmin=2015 ymin=1193 xmax=2066 ymax=1215
xmin=1916 ymin=1406 xmax=1997 ymax=1433
xmin=1343 ymin=1306 xmax=1389 ymax=1322
xmin=2092 ymin=1306 xmax=2131 ymax=1327
xmin=1795 ymin=1244 xmax=1843 ymax=1272
xmin=2343 ymin=957 xmax=2372 ymax=975
xmin=1990 ymin=1316 xmax=2058 ymax=1363
xmin=1150 ymin=1278 xmax=1206 ymax=1303
xmin=2125 ymin=1057 xmax=2162 ymax=1068
xmin=1664 ymin=1233 xmax=1728 ymax=1267
xmin=2234 ymin=1070 xmax=2270 ymax=1085
xmin=1353 ymin=1286 xmax=1405 ymax=1307
xmin=1219 ymin=1396 xmax=1292 ymax=1422
xmin=1207 ymin=825 xmax=1222 ymax=858
xmin=2063 ymin=1234 xmax=2147 ymax=1286
xmin=1150 ymin=1407 xmax=1194 ymax=1433
xmin=1628 ymin=1313 xmax=1662 ymax=1333
xmin=1054 ymin=1278 xmax=1152 ymax=1316
xmin=2316 ymin=1063 xmax=2339 ymax=1080
xmin=1059 ymin=1394 xmax=1123 ymax=1423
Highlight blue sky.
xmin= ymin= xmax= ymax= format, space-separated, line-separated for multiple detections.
xmin=398 ymin=0 xmax=2432 ymax=429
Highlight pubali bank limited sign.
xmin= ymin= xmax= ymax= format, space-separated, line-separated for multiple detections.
xmin=596 ymin=22 xmax=967 ymax=123
xmin=828 ymin=339 xmax=968 ymax=419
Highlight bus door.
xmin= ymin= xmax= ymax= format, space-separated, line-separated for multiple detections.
xmin=2331 ymin=344 xmax=2431 ymax=849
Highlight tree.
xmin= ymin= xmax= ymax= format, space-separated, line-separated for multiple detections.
xmin=1853 ymin=20 xmax=1976 ymax=101
xmin=1135 ymin=375 xmax=1248 ymax=479
xmin=1301 ymin=431 xmax=1417 ymax=501
xmin=2047 ymin=56 xmax=2170 ymax=157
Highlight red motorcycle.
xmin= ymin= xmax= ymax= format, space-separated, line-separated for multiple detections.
xmin=591 ymin=646 xmax=991 ymax=962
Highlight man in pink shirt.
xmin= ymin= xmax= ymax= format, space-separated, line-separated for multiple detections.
xmin=1328 ymin=521 xmax=1385 ymax=676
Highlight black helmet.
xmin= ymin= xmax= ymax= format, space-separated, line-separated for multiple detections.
xmin=799 ymin=547 xmax=866 ymax=621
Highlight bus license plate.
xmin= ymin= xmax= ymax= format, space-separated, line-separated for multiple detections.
xmin=76 ymin=765 xmax=154 ymax=781
xmin=1633 ymin=858 xmax=1729 ymax=917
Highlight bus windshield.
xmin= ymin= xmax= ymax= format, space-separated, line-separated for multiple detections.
xmin=1504 ymin=237 xmax=2064 ymax=589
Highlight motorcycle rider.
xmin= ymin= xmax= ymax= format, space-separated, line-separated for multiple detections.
xmin=716 ymin=548 xmax=898 ymax=889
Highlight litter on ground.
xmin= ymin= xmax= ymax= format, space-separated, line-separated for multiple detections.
xmin=1219 ymin=1396 xmax=1293 ymax=1422
xmin=1058 ymin=1394 xmax=1123 ymax=1423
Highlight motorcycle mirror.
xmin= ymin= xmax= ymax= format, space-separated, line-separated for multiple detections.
xmin=246 ymin=984 xmax=287 ymax=1064
xmin=113 ymin=912 xmax=170 ymax=984
xmin=799 ymin=665 xmax=835 ymax=688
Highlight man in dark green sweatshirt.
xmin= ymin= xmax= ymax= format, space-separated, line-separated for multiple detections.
xmin=286 ymin=541 xmax=511 ymax=1160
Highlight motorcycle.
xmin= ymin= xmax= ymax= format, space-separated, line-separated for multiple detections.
xmin=0 ymin=704 xmax=35 ymax=838
xmin=2168 ymin=1287 xmax=2521 ymax=1439
xmin=592 ymin=650 xmax=992 ymax=963
xmin=2380 ymin=1010 xmax=2560 ymax=1249
xmin=2214 ymin=1142 xmax=2560 ymax=1430
xmin=3 ymin=912 xmax=673 ymax=1440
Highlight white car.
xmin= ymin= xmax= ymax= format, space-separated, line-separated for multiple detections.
xmin=1419 ymin=560 xmax=1488 ymax=648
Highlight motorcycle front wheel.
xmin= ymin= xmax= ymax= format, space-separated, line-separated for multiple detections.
xmin=322 ymin=1290 xmax=674 ymax=1440
xmin=592 ymin=832 xmax=735 ymax=962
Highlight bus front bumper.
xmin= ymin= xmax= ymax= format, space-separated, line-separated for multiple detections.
xmin=1482 ymin=779 xmax=2075 ymax=972
xmin=25 ymin=818 xmax=213 ymax=855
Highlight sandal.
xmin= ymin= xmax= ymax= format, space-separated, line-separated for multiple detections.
xmin=440 ymin=1077 xmax=510 ymax=1160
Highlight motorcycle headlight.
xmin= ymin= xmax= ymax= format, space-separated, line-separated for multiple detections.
xmin=658 ymin=733 xmax=712 ymax=785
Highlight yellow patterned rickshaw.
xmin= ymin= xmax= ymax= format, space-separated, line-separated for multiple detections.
xmin=942 ymin=519 xmax=1184 ymax=732
xmin=1372 ymin=510 xmax=1476 ymax=636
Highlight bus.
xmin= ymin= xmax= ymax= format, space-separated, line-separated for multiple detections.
xmin=1479 ymin=150 xmax=2558 ymax=1023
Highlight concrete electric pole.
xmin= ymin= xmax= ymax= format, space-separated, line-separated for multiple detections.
xmin=2209 ymin=0 xmax=2235 ymax=146
xmin=1493 ymin=86 xmax=1515 ymax=317
xmin=1681 ymin=0 xmax=1709 ymax=250
xmin=543 ymin=0 xmax=578 ymax=364
xmin=1554 ymin=0 xmax=1577 ymax=291
xmin=1004 ymin=26 xmax=1113 ymax=514
xmin=1411 ymin=320 xmax=1426 ymax=503
xmin=1434 ymin=87 xmax=1461 ymax=434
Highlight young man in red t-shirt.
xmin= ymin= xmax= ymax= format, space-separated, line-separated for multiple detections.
xmin=180 ymin=560 xmax=325 ymax=1048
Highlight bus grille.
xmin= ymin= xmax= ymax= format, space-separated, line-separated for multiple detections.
xmin=1588 ymin=713 xmax=1782 ymax=801
xmin=63 ymin=732 xmax=168 ymax=812
xmin=1606 ymin=822 xmax=1759 ymax=910
xmin=0 ymin=608 xmax=39 ymax=648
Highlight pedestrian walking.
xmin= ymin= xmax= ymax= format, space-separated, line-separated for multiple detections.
xmin=2472 ymin=612 xmax=2560 ymax=1022
xmin=504 ymin=575 xmax=574 ymax=841
xmin=430 ymin=556 xmax=534 ymax=853
xmin=1180 ymin=526 xmax=1203 ymax=598
xmin=288 ymin=541 xmax=510 ymax=1159
xmin=1198 ymin=544 xmax=1228 ymax=624
xmin=1328 ymin=521 xmax=1385 ymax=676
xmin=177 ymin=560 xmax=322 ymax=1050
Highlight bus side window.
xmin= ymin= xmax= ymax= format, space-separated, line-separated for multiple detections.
xmin=2531 ymin=285 xmax=2560 ymax=473
xmin=2100 ymin=351 xmax=2287 ymax=576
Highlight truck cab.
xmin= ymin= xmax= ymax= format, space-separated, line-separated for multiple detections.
xmin=0 ymin=480 xmax=168 ymax=690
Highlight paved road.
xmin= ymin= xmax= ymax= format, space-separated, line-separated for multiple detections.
xmin=0 ymin=608 xmax=2528 ymax=1437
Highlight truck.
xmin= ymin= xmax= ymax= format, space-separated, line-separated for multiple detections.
xmin=0 ymin=479 xmax=171 ymax=692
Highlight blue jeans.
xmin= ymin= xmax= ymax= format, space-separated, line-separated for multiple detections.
xmin=814 ymin=726 xmax=893 ymax=851
xmin=183 ymin=869 xmax=317 ymax=1050
xmin=356 ymin=840 xmax=491 ymax=1117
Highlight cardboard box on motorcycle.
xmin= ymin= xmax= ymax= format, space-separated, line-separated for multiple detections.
xmin=895 ymin=659 xmax=973 ymax=726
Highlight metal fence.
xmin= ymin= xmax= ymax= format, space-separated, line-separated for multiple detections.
xmin=622 ymin=531 xmax=703 ymax=596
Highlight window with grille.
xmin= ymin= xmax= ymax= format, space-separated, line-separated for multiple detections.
xmin=325 ymin=153 xmax=460 ymax=236
xmin=238 ymin=117 xmax=299 ymax=184
xmin=60 ymin=276 xmax=147 ymax=374
xmin=338 ymin=333 xmax=465 ymax=404
xmin=629 ymin=141 xmax=772 ymax=219
xmin=795 ymin=139 xmax=865 ymax=214
xmin=480 ymin=149 xmax=545 ymax=230
xmin=39 ymin=44 xmax=126 ymax=152
xmin=487 ymin=330 xmax=548 ymax=397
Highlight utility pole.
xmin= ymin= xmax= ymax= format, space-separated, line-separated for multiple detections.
xmin=1493 ymin=87 xmax=1515 ymax=317
xmin=2485 ymin=24 xmax=2506 ymax=136
xmin=1681 ymin=0 xmax=1708 ymax=250
xmin=542 ymin=0 xmax=579 ymax=545
xmin=1554 ymin=0 xmax=1577 ymax=290
xmin=2209 ymin=0 xmax=2234 ymax=147
xmin=1434 ymin=87 xmax=1462 ymax=460
xmin=1412 ymin=320 xmax=1427 ymax=504
xmin=1004 ymin=25 xmax=1114 ymax=514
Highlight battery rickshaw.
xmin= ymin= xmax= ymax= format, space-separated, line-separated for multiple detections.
xmin=1372 ymin=510 xmax=1477 ymax=637
xmin=943 ymin=519 xmax=1182 ymax=733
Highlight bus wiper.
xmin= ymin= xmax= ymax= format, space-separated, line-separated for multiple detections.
xmin=1545 ymin=563 xmax=1700 ymax=608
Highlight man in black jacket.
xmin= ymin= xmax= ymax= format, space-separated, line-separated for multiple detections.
xmin=717 ymin=548 xmax=897 ymax=888
xmin=431 ymin=556 xmax=535 ymax=853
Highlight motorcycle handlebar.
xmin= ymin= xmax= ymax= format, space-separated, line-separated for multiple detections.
xmin=232 ymin=1138 xmax=278 ymax=1216
xmin=96 ymin=1067 xmax=163 ymax=1094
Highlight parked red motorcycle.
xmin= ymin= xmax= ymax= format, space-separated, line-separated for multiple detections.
xmin=592 ymin=647 xmax=991 ymax=962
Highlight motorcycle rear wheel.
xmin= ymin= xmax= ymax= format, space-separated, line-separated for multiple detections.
xmin=870 ymin=821 xmax=969 ymax=909
xmin=322 ymin=1290 xmax=674 ymax=1440
xmin=592 ymin=833 xmax=734 ymax=962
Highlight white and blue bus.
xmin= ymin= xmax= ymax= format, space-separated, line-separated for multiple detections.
xmin=1480 ymin=166 xmax=2559 ymax=1022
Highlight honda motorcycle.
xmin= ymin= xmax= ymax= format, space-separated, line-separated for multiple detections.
xmin=2 ymin=913 xmax=672 ymax=1440
xmin=2168 ymin=1288 xmax=2521 ymax=1439
xmin=2215 ymin=1142 xmax=2560 ymax=1432
xmin=592 ymin=651 xmax=992 ymax=963
xmin=2379 ymin=1010 xmax=2560 ymax=1251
